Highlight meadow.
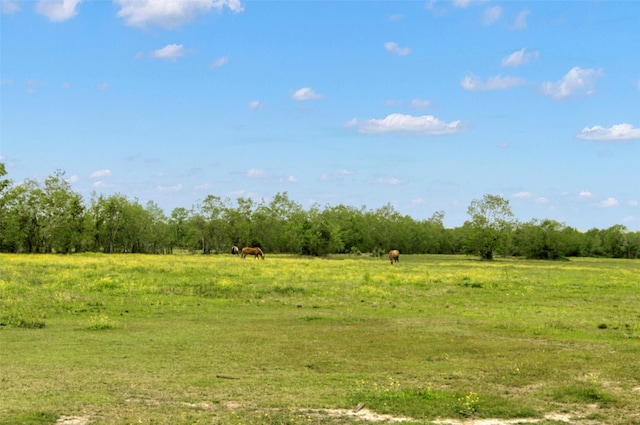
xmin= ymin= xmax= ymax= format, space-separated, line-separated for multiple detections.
xmin=1 ymin=253 xmax=639 ymax=425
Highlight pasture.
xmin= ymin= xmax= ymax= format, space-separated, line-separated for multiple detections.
xmin=1 ymin=253 xmax=639 ymax=425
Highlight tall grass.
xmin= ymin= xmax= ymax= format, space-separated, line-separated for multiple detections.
xmin=1 ymin=253 xmax=639 ymax=424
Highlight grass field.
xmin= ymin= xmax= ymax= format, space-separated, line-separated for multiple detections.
xmin=1 ymin=253 xmax=639 ymax=425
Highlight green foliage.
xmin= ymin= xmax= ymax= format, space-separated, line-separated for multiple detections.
xmin=1 ymin=166 xmax=640 ymax=258
xmin=465 ymin=194 xmax=515 ymax=260
xmin=515 ymin=219 xmax=573 ymax=260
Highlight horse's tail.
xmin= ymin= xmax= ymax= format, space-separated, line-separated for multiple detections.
xmin=258 ymin=248 xmax=264 ymax=259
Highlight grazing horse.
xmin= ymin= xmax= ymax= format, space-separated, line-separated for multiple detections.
xmin=231 ymin=246 xmax=240 ymax=255
xmin=241 ymin=247 xmax=264 ymax=259
xmin=388 ymin=249 xmax=400 ymax=265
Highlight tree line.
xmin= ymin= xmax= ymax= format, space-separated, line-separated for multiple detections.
xmin=1 ymin=165 xmax=639 ymax=259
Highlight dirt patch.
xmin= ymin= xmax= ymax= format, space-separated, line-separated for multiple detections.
xmin=319 ymin=408 xmax=578 ymax=424
xmin=322 ymin=407 xmax=413 ymax=422
xmin=56 ymin=417 xmax=90 ymax=425
xmin=432 ymin=412 xmax=573 ymax=424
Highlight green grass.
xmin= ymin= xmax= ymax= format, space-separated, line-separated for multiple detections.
xmin=1 ymin=253 xmax=640 ymax=424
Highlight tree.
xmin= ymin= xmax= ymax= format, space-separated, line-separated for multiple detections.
xmin=516 ymin=219 xmax=570 ymax=260
xmin=0 ymin=179 xmax=43 ymax=252
xmin=144 ymin=201 xmax=170 ymax=254
xmin=316 ymin=204 xmax=365 ymax=254
xmin=0 ymin=162 xmax=11 ymax=250
xmin=411 ymin=211 xmax=447 ymax=254
xmin=40 ymin=170 xmax=86 ymax=253
xmin=464 ymin=194 xmax=515 ymax=260
xmin=602 ymin=225 xmax=633 ymax=258
xmin=0 ymin=162 xmax=9 ymax=195
xmin=299 ymin=204 xmax=344 ymax=256
xmin=264 ymin=192 xmax=304 ymax=252
xmin=169 ymin=207 xmax=193 ymax=251
xmin=89 ymin=193 xmax=128 ymax=253
xmin=198 ymin=195 xmax=232 ymax=253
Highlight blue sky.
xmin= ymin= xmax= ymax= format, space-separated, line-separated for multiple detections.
xmin=1 ymin=0 xmax=639 ymax=230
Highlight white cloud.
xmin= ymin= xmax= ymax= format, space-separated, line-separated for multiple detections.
xmin=410 ymin=98 xmax=431 ymax=109
xmin=452 ymin=0 xmax=488 ymax=8
xmin=228 ymin=189 xmax=251 ymax=197
xmin=425 ymin=0 xmax=447 ymax=16
xmin=535 ymin=197 xmax=549 ymax=204
xmin=195 ymin=183 xmax=214 ymax=191
xmin=157 ymin=184 xmax=183 ymax=193
xmin=96 ymin=82 xmax=110 ymax=91
xmin=2 ymin=0 xmax=20 ymax=14
xmin=372 ymin=177 xmax=401 ymax=185
xmin=322 ymin=169 xmax=356 ymax=182
xmin=247 ymin=168 xmax=267 ymax=178
xmin=461 ymin=74 xmax=525 ymax=91
xmin=482 ymin=5 xmax=502 ymax=26
xmin=384 ymin=41 xmax=411 ymax=56
xmin=579 ymin=191 xmax=593 ymax=198
xmin=209 ymin=56 xmax=228 ymax=68
xmin=90 ymin=169 xmax=112 ymax=179
xmin=150 ymin=44 xmax=186 ymax=60
xmin=247 ymin=100 xmax=262 ymax=109
xmin=35 ymin=0 xmax=82 ymax=22
xmin=92 ymin=181 xmax=110 ymax=188
xmin=66 ymin=174 xmax=79 ymax=183
xmin=285 ymin=175 xmax=297 ymax=183
xmin=542 ymin=66 xmax=603 ymax=100
xmin=115 ymin=0 xmax=243 ymax=29
xmin=501 ymin=48 xmax=539 ymax=67
xmin=577 ymin=123 xmax=640 ymax=142
xmin=348 ymin=113 xmax=465 ymax=136
xmin=512 ymin=10 xmax=530 ymax=30
xmin=291 ymin=87 xmax=324 ymax=101
xmin=629 ymin=200 xmax=639 ymax=207
xmin=598 ymin=197 xmax=619 ymax=208
xmin=513 ymin=191 xmax=532 ymax=198
xmin=344 ymin=118 xmax=358 ymax=129
xmin=25 ymin=79 xmax=50 ymax=94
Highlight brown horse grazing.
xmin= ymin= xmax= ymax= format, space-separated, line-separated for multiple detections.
xmin=231 ymin=246 xmax=240 ymax=255
xmin=388 ymin=249 xmax=400 ymax=264
xmin=241 ymin=247 xmax=264 ymax=259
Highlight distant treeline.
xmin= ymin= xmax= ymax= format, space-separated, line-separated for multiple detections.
xmin=1 ymin=166 xmax=639 ymax=259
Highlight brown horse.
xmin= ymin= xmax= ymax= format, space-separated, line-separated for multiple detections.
xmin=388 ymin=249 xmax=400 ymax=264
xmin=241 ymin=247 xmax=264 ymax=259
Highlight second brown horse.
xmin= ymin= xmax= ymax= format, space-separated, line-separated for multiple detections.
xmin=388 ymin=249 xmax=400 ymax=264
xmin=241 ymin=247 xmax=264 ymax=259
